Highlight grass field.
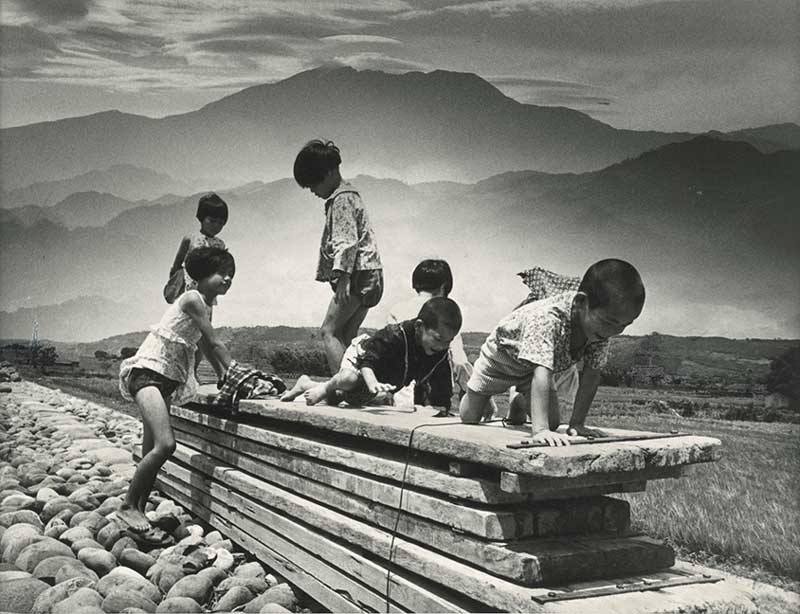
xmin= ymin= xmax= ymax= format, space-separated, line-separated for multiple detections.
xmin=20 ymin=371 xmax=800 ymax=594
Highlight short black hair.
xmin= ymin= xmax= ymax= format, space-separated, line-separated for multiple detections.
xmin=293 ymin=140 xmax=341 ymax=188
xmin=196 ymin=192 xmax=228 ymax=223
xmin=184 ymin=246 xmax=235 ymax=282
xmin=417 ymin=297 xmax=462 ymax=333
xmin=578 ymin=259 xmax=645 ymax=310
xmin=412 ymin=259 xmax=453 ymax=296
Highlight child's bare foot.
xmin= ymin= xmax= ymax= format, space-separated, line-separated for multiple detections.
xmin=280 ymin=375 xmax=315 ymax=402
xmin=304 ymin=384 xmax=329 ymax=406
xmin=116 ymin=504 xmax=151 ymax=532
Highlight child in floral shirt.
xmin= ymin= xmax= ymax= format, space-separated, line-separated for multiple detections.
xmin=293 ymin=140 xmax=383 ymax=375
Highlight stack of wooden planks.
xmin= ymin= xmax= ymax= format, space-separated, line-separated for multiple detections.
xmin=151 ymin=394 xmax=722 ymax=612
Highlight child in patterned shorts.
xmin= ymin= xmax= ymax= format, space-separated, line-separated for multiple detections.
xmin=460 ymin=259 xmax=645 ymax=446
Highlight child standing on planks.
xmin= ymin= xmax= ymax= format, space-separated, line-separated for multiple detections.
xmin=460 ymin=259 xmax=645 ymax=446
xmin=281 ymin=297 xmax=461 ymax=413
xmin=293 ymin=140 xmax=384 ymax=376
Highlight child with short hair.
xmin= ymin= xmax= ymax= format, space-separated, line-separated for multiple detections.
xmin=117 ymin=246 xmax=235 ymax=538
xmin=281 ymin=297 xmax=461 ymax=412
xmin=168 ymin=192 xmax=229 ymax=300
xmin=293 ymin=140 xmax=383 ymax=375
xmin=460 ymin=259 xmax=645 ymax=446
xmin=388 ymin=259 xmax=496 ymax=416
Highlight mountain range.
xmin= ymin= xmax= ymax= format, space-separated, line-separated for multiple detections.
xmin=0 ymin=66 xmax=760 ymax=189
xmin=0 ymin=134 xmax=797 ymax=342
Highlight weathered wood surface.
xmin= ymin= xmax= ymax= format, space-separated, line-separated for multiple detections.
xmin=168 ymin=437 xmax=636 ymax=584
xmin=189 ymin=388 xmax=721 ymax=477
xmin=152 ymin=466 xmax=475 ymax=612
xmin=173 ymin=417 xmax=632 ymax=541
xmin=173 ymin=405 xmax=526 ymax=504
xmin=157 ymin=449 xmax=674 ymax=599
xmin=500 ymin=466 xmax=684 ymax=494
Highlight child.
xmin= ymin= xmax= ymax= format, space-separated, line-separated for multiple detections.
xmin=460 ymin=259 xmax=645 ymax=446
xmin=117 ymin=246 xmax=235 ymax=538
xmin=281 ymin=297 xmax=461 ymax=412
xmin=388 ymin=259 xmax=496 ymax=417
xmin=293 ymin=140 xmax=383 ymax=376
xmin=168 ymin=192 xmax=228 ymax=299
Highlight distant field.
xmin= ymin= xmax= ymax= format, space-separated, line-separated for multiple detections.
xmin=21 ymin=372 xmax=800 ymax=592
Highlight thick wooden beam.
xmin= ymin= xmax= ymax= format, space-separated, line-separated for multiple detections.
xmin=188 ymin=394 xmax=721 ymax=477
xmin=500 ymin=466 xmax=684 ymax=494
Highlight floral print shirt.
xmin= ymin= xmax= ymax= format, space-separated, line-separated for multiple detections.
xmin=489 ymin=291 xmax=609 ymax=374
xmin=315 ymin=182 xmax=382 ymax=282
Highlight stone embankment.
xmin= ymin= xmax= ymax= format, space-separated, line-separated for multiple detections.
xmin=0 ymin=381 xmax=313 ymax=614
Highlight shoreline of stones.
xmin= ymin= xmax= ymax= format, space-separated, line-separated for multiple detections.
xmin=0 ymin=381 xmax=319 ymax=614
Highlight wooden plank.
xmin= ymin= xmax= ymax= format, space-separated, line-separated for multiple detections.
xmin=153 ymin=468 xmax=473 ymax=613
xmin=172 ymin=405 xmax=525 ymax=504
xmin=188 ymin=391 xmax=721 ymax=477
xmin=500 ymin=466 xmax=684 ymax=494
xmin=172 ymin=418 xmax=550 ymax=541
xmin=156 ymin=453 xmax=675 ymax=609
xmin=154 ymin=479 xmax=394 ymax=614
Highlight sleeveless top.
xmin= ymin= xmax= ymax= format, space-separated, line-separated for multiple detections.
xmin=119 ymin=290 xmax=211 ymax=404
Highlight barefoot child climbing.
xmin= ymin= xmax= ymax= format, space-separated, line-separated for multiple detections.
xmin=117 ymin=246 xmax=235 ymax=538
xmin=282 ymin=297 xmax=461 ymax=413
xmin=460 ymin=259 xmax=645 ymax=446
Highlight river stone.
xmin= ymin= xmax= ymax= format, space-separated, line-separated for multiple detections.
xmin=243 ymin=584 xmax=298 ymax=613
xmin=41 ymin=498 xmax=81 ymax=522
xmin=156 ymin=597 xmax=202 ymax=613
xmin=209 ymin=538 xmax=233 ymax=552
xmin=1 ymin=493 xmax=36 ymax=511
xmin=101 ymin=589 xmax=158 ymax=613
xmin=0 ymin=509 xmax=44 ymax=530
xmin=31 ymin=576 xmax=94 ymax=614
xmin=71 ymin=538 xmax=105 ymax=554
xmin=210 ymin=548 xmax=234 ymax=572
xmin=97 ymin=566 xmax=162 ymax=604
xmin=96 ymin=520 xmax=123 ymax=549
xmin=60 ymin=526 xmax=94 ymax=546
xmin=32 ymin=554 xmax=81 ymax=581
xmin=111 ymin=536 xmax=139 ymax=559
xmin=90 ymin=448 xmax=133 ymax=466
xmin=50 ymin=587 xmax=104 ymax=614
xmin=165 ymin=573 xmax=213 ymax=603
xmin=120 ymin=548 xmax=156 ymax=576
xmin=0 ymin=572 xmax=50 ymax=613
xmin=1 ymin=523 xmax=43 ymax=563
xmin=234 ymin=561 xmax=265 ymax=579
xmin=77 ymin=547 xmax=116 ymax=577
xmin=36 ymin=488 xmax=60 ymax=505
xmin=50 ymin=508 xmax=77 ymax=525
xmin=258 ymin=604 xmax=292 ymax=614
xmin=213 ymin=585 xmax=254 ymax=612
xmin=217 ymin=575 xmax=268 ymax=595
xmin=43 ymin=517 xmax=68 ymax=539
xmin=197 ymin=566 xmax=227 ymax=586
xmin=70 ymin=511 xmax=105 ymax=532
xmin=96 ymin=496 xmax=123 ymax=516
xmin=54 ymin=558 xmax=100 ymax=584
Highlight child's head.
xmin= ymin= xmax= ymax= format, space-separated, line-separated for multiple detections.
xmin=412 ymin=259 xmax=453 ymax=297
xmin=576 ymin=259 xmax=645 ymax=342
xmin=293 ymin=140 xmax=342 ymax=199
xmin=415 ymin=297 xmax=462 ymax=355
xmin=185 ymin=246 xmax=235 ymax=295
xmin=196 ymin=192 xmax=228 ymax=237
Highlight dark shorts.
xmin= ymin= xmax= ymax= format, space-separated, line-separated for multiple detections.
xmin=128 ymin=367 xmax=180 ymax=401
xmin=331 ymin=269 xmax=384 ymax=308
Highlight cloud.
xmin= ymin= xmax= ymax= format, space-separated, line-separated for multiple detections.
xmin=332 ymin=52 xmax=428 ymax=72
xmin=0 ymin=24 xmax=60 ymax=77
xmin=488 ymin=75 xmax=614 ymax=109
xmin=387 ymin=0 xmax=798 ymax=53
xmin=15 ymin=0 xmax=93 ymax=22
xmin=321 ymin=34 xmax=402 ymax=45
xmin=185 ymin=13 xmax=362 ymax=41
xmin=193 ymin=38 xmax=298 ymax=57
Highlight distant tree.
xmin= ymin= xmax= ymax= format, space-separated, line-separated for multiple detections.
xmin=120 ymin=347 xmax=137 ymax=359
xmin=766 ymin=345 xmax=800 ymax=406
xmin=600 ymin=367 xmax=624 ymax=387
xmin=94 ymin=350 xmax=110 ymax=360
xmin=35 ymin=346 xmax=58 ymax=367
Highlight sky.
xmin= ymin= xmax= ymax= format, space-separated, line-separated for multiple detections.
xmin=1 ymin=0 xmax=798 ymax=132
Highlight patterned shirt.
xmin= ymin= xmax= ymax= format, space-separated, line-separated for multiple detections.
xmin=489 ymin=291 xmax=609 ymax=374
xmin=315 ymin=182 xmax=382 ymax=282
xmin=516 ymin=266 xmax=581 ymax=309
